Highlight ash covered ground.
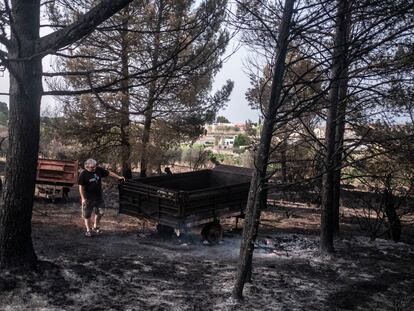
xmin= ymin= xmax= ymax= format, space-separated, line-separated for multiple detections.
xmin=1 ymin=186 xmax=414 ymax=311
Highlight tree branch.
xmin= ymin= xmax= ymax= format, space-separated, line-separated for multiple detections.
xmin=0 ymin=34 xmax=11 ymax=49
xmin=37 ymin=0 xmax=134 ymax=55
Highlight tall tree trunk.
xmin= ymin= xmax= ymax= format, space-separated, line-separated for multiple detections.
xmin=232 ymin=0 xmax=295 ymax=299
xmin=140 ymin=100 xmax=154 ymax=175
xmin=281 ymin=136 xmax=288 ymax=183
xmin=244 ymin=189 xmax=267 ymax=283
xmin=0 ymin=0 xmax=42 ymax=269
xmin=320 ymin=0 xmax=349 ymax=255
xmin=120 ymin=7 xmax=131 ymax=178
xmin=383 ymin=175 xmax=401 ymax=242
xmin=140 ymin=1 xmax=163 ymax=175
xmin=332 ymin=2 xmax=351 ymax=235
xmin=332 ymin=66 xmax=348 ymax=234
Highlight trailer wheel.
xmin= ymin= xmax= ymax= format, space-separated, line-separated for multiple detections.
xmin=201 ymin=222 xmax=223 ymax=244
xmin=156 ymin=224 xmax=174 ymax=237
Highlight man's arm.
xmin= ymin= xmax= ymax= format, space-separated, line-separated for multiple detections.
xmin=108 ymin=171 xmax=126 ymax=181
xmin=79 ymin=185 xmax=87 ymax=204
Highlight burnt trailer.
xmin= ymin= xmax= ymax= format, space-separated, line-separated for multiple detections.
xmin=118 ymin=165 xmax=252 ymax=241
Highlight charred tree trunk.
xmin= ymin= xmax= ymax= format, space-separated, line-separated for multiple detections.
xmin=120 ymin=7 xmax=132 ymax=178
xmin=244 ymin=189 xmax=267 ymax=283
xmin=281 ymin=137 xmax=288 ymax=183
xmin=332 ymin=67 xmax=348 ymax=235
xmin=232 ymin=0 xmax=295 ymax=299
xmin=332 ymin=3 xmax=351 ymax=236
xmin=384 ymin=190 xmax=401 ymax=243
xmin=0 ymin=0 xmax=42 ymax=269
xmin=140 ymin=101 xmax=154 ymax=175
xmin=383 ymin=175 xmax=401 ymax=242
xmin=320 ymin=0 xmax=349 ymax=255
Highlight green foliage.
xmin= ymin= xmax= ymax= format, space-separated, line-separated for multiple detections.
xmin=351 ymin=123 xmax=414 ymax=189
xmin=215 ymin=125 xmax=239 ymax=132
xmin=244 ymin=120 xmax=258 ymax=136
xmin=47 ymin=0 xmax=232 ymax=168
xmin=180 ymin=144 xmax=213 ymax=170
xmin=343 ymin=123 xmax=414 ymax=241
xmin=216 ymin=115 xmax=230 ymax=123
xmin=233 ymin=133 xmax=250 ymax=147
xmin=232 ymin=147 xmax=245 ymax=155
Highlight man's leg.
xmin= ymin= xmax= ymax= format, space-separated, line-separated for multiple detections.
xmin=84 ymin=218 xmax=92 ymax=232
xmin=82 ymin=201 xmax=93 ymax=236
xmin=93 ymin=200 xmax=105 ymax=232
xmin=94 ymin=214 xmax=102 ymax=230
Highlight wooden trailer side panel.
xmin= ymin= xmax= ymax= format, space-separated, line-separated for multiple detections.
xmin=119 ymin=182 xmax=183 ymax=228
xmin=181 ymin=183 xmax=250 ymax=227
xmin=36 ymin=159 xmax=79 ymax=186
xmin=118 ymin=166 xmax=252 ymax=229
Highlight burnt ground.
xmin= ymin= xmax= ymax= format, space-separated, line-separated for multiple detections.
xmin=1 ymin=186 xmax=414 ymax=311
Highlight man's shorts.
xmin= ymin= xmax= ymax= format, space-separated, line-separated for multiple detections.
xmin=81 ymin=200 xmax=105 ymax=219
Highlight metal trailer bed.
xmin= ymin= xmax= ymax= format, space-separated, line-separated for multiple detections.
xmin=118 ymin=165 xmax=252 ymax=237
xmin=35 ymin=158 xmax=79 ymax=201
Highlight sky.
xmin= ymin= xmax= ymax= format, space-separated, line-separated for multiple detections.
xmin=0 ymin=38 xmax=260 ymax=124
xmin=212 ymin=44 xmax=261 ymax=123
xmin=0 ymin=71 xmax=8 ymax=103
xmin=0 ymin=59 xmax=58 ymax=115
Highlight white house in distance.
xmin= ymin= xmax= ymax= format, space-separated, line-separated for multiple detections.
xmin=196 ymin=123 xmax=357 ymax=151
xmin=196 ymin=122 xmax=247 ymax=150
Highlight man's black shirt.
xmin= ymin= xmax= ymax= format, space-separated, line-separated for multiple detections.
xmin=78 ymin=166 xmax=109 ymax=201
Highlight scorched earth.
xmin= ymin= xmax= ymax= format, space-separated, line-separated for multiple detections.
xmin=0 ymin=188 xmax=413 ymax=311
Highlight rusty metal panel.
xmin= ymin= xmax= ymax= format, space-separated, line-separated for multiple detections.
xmin=36 ymin=158 xmax=79 ymax=186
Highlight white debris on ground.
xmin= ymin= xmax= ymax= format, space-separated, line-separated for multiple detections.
xmin=1 ymin=196 xmax=413 ymax=310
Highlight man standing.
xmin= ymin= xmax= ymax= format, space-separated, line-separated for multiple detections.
xmin=78 ymin=158 xmax=125 ymax=237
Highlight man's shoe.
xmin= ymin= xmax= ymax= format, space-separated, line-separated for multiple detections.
xmin=85 ymin=231 xmax=92 ymax=237
xmin=92 ymin=227 xmax=102 ymax=234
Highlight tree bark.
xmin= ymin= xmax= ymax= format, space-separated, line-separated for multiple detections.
xmin=0 ymin=0 xmax=133 ymax=270
xmin=244 ymin=189 xmax=267 ymax=283
xmin=38 ymin=0 xmax=134 ymax=55
xmin=232 ymin=0 xmax=295 ymax=299
xmin=281 ymin=136 xmax=288 ymax=183
xmin=320 ymin=0 xmax=349 ymax=255
xmin=332 ymin=2 xmax=351 ymax=236
xmin=0 ymin=0 xmax=42 ymax=269
xmin=120 ymin=7 xmax=132 ymax=177
xmin=383 ymin=175 xmax=401 ymax=242
xmin=140 ymin=101 xmax=154 ymax=175
xmin=332 ymin=66 xmax=348 ymax=235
